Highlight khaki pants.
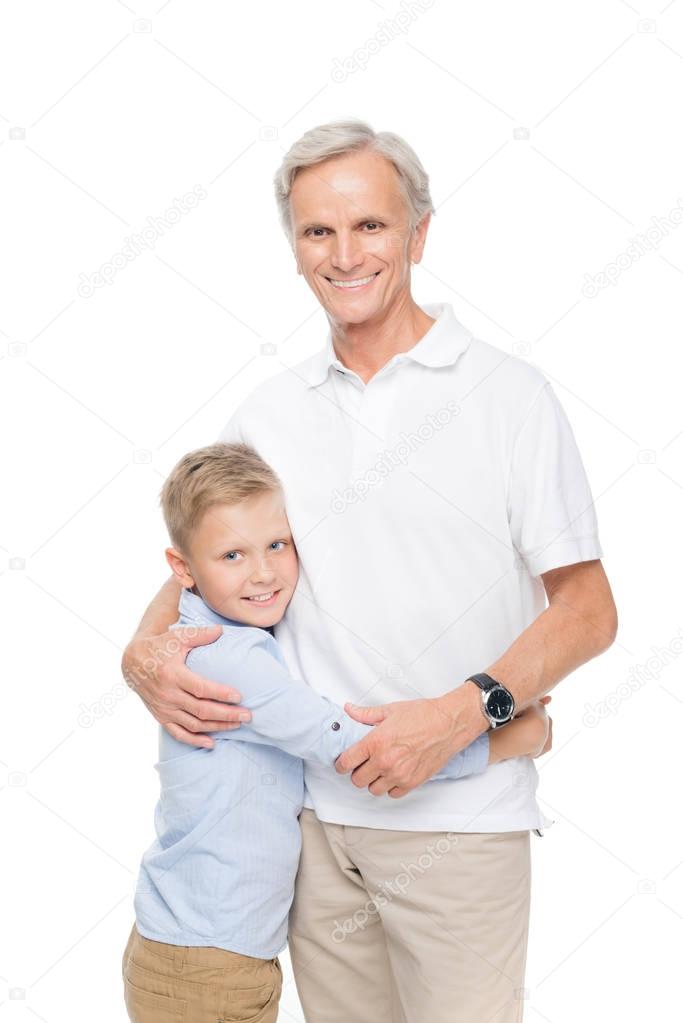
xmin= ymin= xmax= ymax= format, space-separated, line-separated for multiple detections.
xmin=289 ymin=808 xmax=532 ymax=1023
xmin=121 ymin=924 xmax=282 ymax=1023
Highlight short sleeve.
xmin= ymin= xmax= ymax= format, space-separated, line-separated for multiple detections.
xmin=507 ymin=382 xmax=604 ymax=577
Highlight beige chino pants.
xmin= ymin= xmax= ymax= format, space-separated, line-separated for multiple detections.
xmin=288 ymin=808 xmax=532 ymax=1023
xmin=121 ymin=925 xmax=282 ymax=1023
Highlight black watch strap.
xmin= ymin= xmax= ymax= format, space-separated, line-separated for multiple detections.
xmin=467 ymin=672 xmax=515 ymax=729
xmin=467 ymin=672 xmax=499 ymax=692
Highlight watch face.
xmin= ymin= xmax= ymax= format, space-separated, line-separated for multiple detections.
xmin=486 ymin=686 xmax=514 ymax=721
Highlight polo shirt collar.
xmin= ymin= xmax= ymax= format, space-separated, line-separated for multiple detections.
xmin=300 ymin=302 xmax=472 ymax=388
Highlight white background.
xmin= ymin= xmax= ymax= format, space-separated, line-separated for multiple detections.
xmin=2 ymin=1 xmax=682 ymax=1020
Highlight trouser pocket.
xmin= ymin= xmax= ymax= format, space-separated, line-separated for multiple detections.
xmin=122 ymin=925 xmax=281 ymax=1023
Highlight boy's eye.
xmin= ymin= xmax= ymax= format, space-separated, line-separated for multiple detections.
xmin=270 ymin=541 xmax=286 ymax=552
xmin=224 ymin=551 xmax=242 ymax=561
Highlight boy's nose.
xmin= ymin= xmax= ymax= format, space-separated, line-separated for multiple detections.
xmin=252 ymin=558 xmax=277 ymax=583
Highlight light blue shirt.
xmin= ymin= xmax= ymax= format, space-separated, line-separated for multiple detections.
xmin=134 ymin=588 xmax=490 ymax=958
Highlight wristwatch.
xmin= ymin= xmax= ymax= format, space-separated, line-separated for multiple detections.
xmin=466 ymin=672 xmax=515 ymax=729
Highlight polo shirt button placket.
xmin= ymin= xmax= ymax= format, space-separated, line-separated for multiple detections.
xmin=350 ymin=378 xmax=392 ymax=482
xmin=350 ymin=392 xmax=376 ymax=481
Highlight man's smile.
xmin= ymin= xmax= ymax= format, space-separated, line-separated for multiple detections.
xmin=324 ymin=271 xmax=381 ymax=290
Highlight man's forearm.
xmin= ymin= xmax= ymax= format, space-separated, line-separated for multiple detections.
xmin=439 ymin=561 xmax=617 ymax=738
xmin=120 ymin=572 xmax=245 ymax=743
xmin=131 ymin=574 xmax=183 ymax=641
xmin=468 ymin=564 xmax=617 ymax=715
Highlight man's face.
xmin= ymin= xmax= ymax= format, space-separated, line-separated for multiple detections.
xmin=289 ymin=148 xmax=429 ymax=327
xmin=167 ymin=490 xmax=299 ymax=628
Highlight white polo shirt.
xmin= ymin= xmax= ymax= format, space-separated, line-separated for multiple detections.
xmin=218 ymin=302 xmax=603 ymax=833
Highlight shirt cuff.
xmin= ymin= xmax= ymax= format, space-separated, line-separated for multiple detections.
xmin=434 ymin=732 xmax=489 ymax=780
xmin=314 ymin=714 xmax=372 ymax=765
xmin=524 ymin=535 xmax=603 ymax=578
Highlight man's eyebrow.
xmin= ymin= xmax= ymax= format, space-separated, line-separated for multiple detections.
xmin=298 ymin=215 xmax=387 ymax=232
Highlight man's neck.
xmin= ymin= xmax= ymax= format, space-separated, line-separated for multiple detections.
xmin=330 ymin=293 xmax=436 ymax=384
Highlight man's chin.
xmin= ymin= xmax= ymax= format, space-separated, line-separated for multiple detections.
xmin=321 ymin=296 xmax=383 ymax=324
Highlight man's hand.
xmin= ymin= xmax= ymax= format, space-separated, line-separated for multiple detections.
xmin=335 ymin=683 xmax=487 ymax=798
xmin=121 ymin=626 xmax=251 ymax=749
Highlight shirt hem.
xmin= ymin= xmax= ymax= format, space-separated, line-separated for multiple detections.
xmin=306 ymin=801 xmax=555 ymax=834
xmin=134 ymin=920 xmax=285 ymax=961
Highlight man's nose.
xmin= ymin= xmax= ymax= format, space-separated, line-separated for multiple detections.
xmin=330 ymin=231 xmax=364 ymax=273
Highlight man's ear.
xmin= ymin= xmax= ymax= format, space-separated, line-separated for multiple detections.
xmin=409 ymin=212 xmax=431 ymax=266
xmin=165 ymin=546 xmax=195 ymax=589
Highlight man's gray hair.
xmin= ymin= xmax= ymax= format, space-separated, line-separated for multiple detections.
xmin=273 ymin=119 xmax=435 ymax=247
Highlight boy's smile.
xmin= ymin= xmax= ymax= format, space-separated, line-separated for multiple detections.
xmin=165 ymin=489 xmax=299 ymax=628
xmin=242 ymin=589 xmax=281 ymax=607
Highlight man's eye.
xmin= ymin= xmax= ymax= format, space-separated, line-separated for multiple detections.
xmin=364 ymin=222 xmax=380 ymax=230
xmin=308 ymin=227 xmax=327 ymax=237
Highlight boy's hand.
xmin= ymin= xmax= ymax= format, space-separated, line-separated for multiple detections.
xmin=515 ymin=696 xmax=553 ymax=758
xmin=487 ymin=696 xmax=553 ymax=765
xmin=122 ymin=627 xmax=251 ymax=749
xmin=533 ymin=696 xmax=553 ymax=757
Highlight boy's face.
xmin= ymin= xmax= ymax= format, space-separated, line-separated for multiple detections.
xmin=166 ymin=489 xmax=299 ymax=628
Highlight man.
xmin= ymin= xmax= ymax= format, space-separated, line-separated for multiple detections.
xmin=122 ymin=119 xmax=617 ymax=1022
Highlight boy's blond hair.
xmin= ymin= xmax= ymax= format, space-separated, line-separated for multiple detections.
xmin=160 ymin=442 xmax=282 ymax=555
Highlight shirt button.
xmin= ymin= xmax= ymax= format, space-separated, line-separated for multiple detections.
xmin=331 ymin=721 xmax=341 ymax=731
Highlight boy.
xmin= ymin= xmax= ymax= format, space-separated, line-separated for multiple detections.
xmin=122 ymin=443 xmax=551 ymax=1023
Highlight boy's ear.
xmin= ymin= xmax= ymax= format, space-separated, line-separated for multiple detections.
xmin=165 ymin=546 xmax=195 ymax=588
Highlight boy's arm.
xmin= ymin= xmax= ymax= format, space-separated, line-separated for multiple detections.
xmin=430 ymin=734 xmax=489 ymax=779
xmin=192 ymin=631 xmax=491 ymax=779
